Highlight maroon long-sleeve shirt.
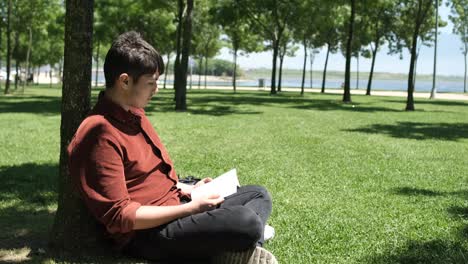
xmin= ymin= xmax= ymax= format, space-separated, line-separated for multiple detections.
xmin=68 ymin=91 xmax=181 ymax=248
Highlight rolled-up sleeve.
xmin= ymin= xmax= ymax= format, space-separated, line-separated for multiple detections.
xmin=70 ymin=132 xmax=141 ymax=234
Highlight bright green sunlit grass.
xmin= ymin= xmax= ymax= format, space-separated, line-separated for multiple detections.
xmin=1 ymin=85 xmax=467 ymax=263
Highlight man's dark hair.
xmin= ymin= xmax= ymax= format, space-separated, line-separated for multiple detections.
xmin=104 ymin=31 xmax=165 ymax=89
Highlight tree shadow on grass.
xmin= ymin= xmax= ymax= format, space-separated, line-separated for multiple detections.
xmin=382 ymin=98 xmax=468 ymax=107
xmin=345 ymin=122 xmax=468 ymax=141
xmin=365 ymin=239 xmax=468 ymax=264
xmin=0 ymin=95 xmax=61 ymax=115
xmin=364 ymin=188 xmax=468 ymax=263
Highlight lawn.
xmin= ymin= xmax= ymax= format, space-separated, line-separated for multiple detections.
xmin=1 ymin=85 xmax=467 ymax=263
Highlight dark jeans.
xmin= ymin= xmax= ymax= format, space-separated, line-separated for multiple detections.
xmin=123 ymin=185 xmax=272 ymax=262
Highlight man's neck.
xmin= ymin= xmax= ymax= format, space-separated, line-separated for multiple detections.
xmin=104 ymin=88 xmax=130 ymax=111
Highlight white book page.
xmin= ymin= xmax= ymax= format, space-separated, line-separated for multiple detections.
xmin=191 ymin=169 xmax=240 ymax=200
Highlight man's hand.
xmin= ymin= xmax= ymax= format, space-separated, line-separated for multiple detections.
xmin=189 ymin=193 xmax=224 ymax=214
xmin=194 ymin=177 xmax=212 ymax=188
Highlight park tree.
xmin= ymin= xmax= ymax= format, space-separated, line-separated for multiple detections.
xmin=212 ymin=0 xmax=262 ymax=92
xmin=174 ymin=0 xmax=194 ymax=111
xmin=315 ymin=3 xmax=343 ymax=94
xmin=277 ymin=29 xmax=298 ymax=93
xmin=362 ymin=0 xmax=396 ymax=95
xmin=236 ymin=0 xmax=296 ymax=95
xmin=4 ymin=0 xmax=11 ymax=94
xmin=343 ymin=0 xmax=357 ymax=103
xmin=49 ymin=0 xmax=94 ymax=253
xmin=390 ymin=0 xmax=443 ymax=110
xmin=447 ymin=0 xmax=468 ymax=93
xmin=192 ymin=0 xmax=222 ymax=89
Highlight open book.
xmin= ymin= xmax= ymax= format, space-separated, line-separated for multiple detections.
xmin=191 ymin=169 xmax=240 ymax=200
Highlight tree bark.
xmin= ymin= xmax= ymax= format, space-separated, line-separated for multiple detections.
xmin=356 ymin=55 xmax=359 ymax=90
xmin=49 ymin=0 xmax=95 ymax=254
xmin=4 ymin=0 xmax=11 ymax=94
xmin=94 ymin=40 xmax=100 ymax=88
xmin=163 ymin=53 xmax=170 ymax=89
xmin=198 ymin=57 xmax=202 ymax=89
xmin=300 ymin=38 xmax=307 ymax=95
xmin=430 ymin=0 xmax=439 ymax=99
xmin=464 ymin=48 xmax=467 ymax=93
xmin=406 ymin=2 xmax=423 ymax=111
xmin=343 ymin=0 xmax=355 ymax=103
xmin=24 ymin=27 xmax=32 ymax=91
xmin=366 ymin=43 xmax=379 ymax=95
xmin=204 ymin=56 xmax=208 ymax=89
xmin=175 ymin=0 xmax=193 ymax=111
xmin=309 ymin=49 xmax=313 ymax=89
xmin=321 ymin=43 xmax=330 ymax=93
xmin=233 ymin=47 xmax=238 ymax=93
xmin=173 ymin=0 xmax=184 ymax=101
xmin=270 ymin=38 xmax=279 ymax=95
xmin=278 ymin=50 xmax=285 ymax=93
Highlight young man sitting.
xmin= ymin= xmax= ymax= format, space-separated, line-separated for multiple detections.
xmin=68 ymin=31 xmax=277 ymax=264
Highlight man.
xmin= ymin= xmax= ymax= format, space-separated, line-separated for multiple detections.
xmin=68 ymin=31 xmax=277 ymax=264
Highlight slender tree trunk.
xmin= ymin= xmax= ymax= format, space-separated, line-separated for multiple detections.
xmin=174 ymin=0 xmax=184 ymax=101
xmin=4 ymin=0 xmax=11 ymax=94
xmin=309 ymin=49 xmax=313 ymax=89
xmin=197 ymin=57 xmax=202 ymax=89
xmin=204 ymin=56 xmax=208 ymax=89
xmin=270 ymin=38 xmax=279 ymax=95
xmin=175 ymin=0 xmax=193 ymax=111
xmin=36 ymin=67 xmax=40 ymax=85
xmin=300 ymin=39 xmax=307 ymax=95
xmin=278 ymin=52 xmax=285 ymax=92
xmin=321 ymin=43 xmax=330 ymax=93
xmin=163 ymin=53 xmax=170 ymax=89
xmin=430 ymin=0 xmax=439 ymax=99
xmin=24 ymin=27 xmax=32 ymax=91
xmin=233 ymin=47 xmax=238 ymax=93
xmin=366 ymin=44 xmax=378 ymax=95
xmin=15 ymin=59 xmax=19 ymax=90
xmin=406 ymin=14 xmax=422 ymax=110
xmin=94 ymin=40 xmax=100 ymax=88
xmin=343 ymin=0 xmax=355 ymax=103
xmin=49 ymin=0 xmax=95 ymax=254
xmin=464 ymin=49 xmax=467 ymax=93
xmin=356 ymin=55 xmax=359 ymax=90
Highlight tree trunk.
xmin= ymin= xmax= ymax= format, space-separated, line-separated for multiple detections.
xmin=204 ymin=56 xmax=208 ymax=89
xmin=4 ymin=0 xmax=11 ymax=94
xmin=49 ymin=0 xmax=95 ymax=254
xmin=300 ymin=39 xmax=307 ymax=95
xmin=406 ymin=5 xmax=423 ymax=111
xmin=321 ymin=43 xmax=330 ymax=93
xmin=24 ymin=27 xmax=32 ymax=91
xmin=343 ymin=0 xmax=355 ymax=103
xmin=278 ymin=52 xmax=285 ymax=92
xmin=163 ymin=53 xmax=170 ymax=89
xmin=233 ymin=47 xmax=238 ymax=93
xmin=49 ymin=67 xmax=53 ymax=88
xmin=430 ymin=0 xmax=439 ymax=99
xmin=94 ymin=40 xmax=100 ymax=88
xmin=366 ymin=44 xmax=378 ymax=95
xmin=15 ymin=59 xmax=19 ymax=90
xmin=356 ymin=55 xmax=359 ymax=90
xmin=173 ymin=0 xmax=184 ymax=101
xmin=464 ymin=49 xmax=467 ymax=93
xmin=197 ymin=57 xmax=201 ymax=89
xmin=175 ymin=0 xmax=193 ymax=111
xmin=270 ymin=38 xmax=279 ymax=95
xmin=309 ymin=49 xmax=313 ymax=89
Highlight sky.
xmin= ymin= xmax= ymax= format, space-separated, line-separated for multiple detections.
xmin=216 ymin=3 xmax=466 ymax=77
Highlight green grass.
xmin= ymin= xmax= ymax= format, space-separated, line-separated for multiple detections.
xmin=1 ymin=85 xmax=468 ymax=263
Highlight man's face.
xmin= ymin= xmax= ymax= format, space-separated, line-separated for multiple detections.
xmin=126 ymin=71 xmax=159 ymax=109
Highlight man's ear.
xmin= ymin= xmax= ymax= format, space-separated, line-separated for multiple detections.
xmin=118 ymin=73 xmax=130 ymax=90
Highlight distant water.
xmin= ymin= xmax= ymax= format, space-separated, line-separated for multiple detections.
xmin=94 ymin=72 xmax=466 ymax=93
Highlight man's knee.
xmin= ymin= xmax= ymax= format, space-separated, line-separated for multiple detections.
xmin=226 ymin=206 xmax=263 ymax=244
xmin=242 ymin=185 xmax=272 ymax=202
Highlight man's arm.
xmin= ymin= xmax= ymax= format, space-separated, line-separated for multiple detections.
xmin=134 ymin=193 xmax=224 ymax=230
